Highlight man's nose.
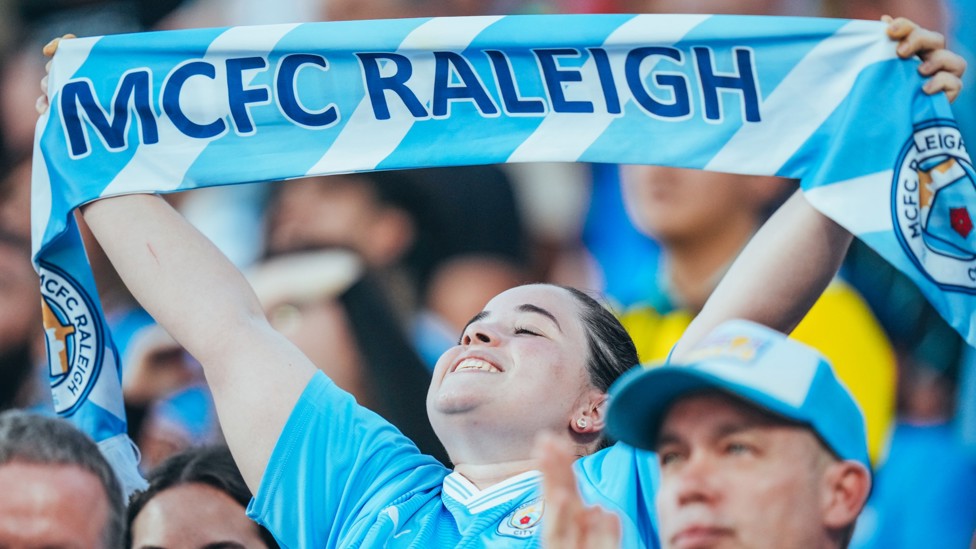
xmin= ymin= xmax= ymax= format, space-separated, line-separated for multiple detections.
xmin=674 ymin=452 xmax=721 ymax=506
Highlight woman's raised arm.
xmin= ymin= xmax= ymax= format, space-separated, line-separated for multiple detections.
xmin=81 ymin=194 xmax=316 ymax=492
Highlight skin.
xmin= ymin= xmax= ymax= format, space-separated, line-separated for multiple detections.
xmin=620 ymin=167 xmax=788 ymax=310
xmin=130 ymin=483 xmax=269 ymax=549
xmin=0 ymin=462 xmax=110 ymax=549
xmin=266 ymin=175 xmax=413 ymax=266
xmin=654 ymin=392 xmax=858 ymax=549
xmin=427 ymin=284 xmax=606 ymax=488
xmin=536 ymin=432 xmax=622 ymax=549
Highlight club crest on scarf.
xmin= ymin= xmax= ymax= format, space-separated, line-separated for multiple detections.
xmin=39 ymin=263 xmax=104 ymax=415
xmin=497 ymin=497 xmax=544 ymax=538
xmin=893 ymin=121 xmax=976 ymax=292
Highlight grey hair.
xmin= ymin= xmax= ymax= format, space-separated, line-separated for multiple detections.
xmin=0 ymin=410 xmax=125 ymax=549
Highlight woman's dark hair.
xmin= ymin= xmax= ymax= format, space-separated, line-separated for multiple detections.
xmin=559 ymin=285 xmax=639 ymax=450
xmin=126 ymin=445 xmax=278 ymax=548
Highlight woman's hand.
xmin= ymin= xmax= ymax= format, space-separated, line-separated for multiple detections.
xmin=36 ymin=33 xmax=75 ymax=114
xmin=885 ymin=16 xmax=966 ymax=102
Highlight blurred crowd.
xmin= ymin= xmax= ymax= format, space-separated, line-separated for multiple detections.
xmin=0 ymin=0 xmax=974 ymax=547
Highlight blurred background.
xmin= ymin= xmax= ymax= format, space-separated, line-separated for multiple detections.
xmin=0 ymin=0 xmax=973 ymax=546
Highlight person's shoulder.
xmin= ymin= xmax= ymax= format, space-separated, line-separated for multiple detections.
xmin=575 ymin=443 xmax=658 ymax=487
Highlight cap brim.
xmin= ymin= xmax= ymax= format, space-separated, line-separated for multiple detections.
xmin=606 ymin=363 xmax=808 ymax=451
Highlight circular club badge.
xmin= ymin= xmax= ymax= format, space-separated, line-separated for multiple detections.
xmin=39 ymin=264 xmax=104 ymax=415
xmin=497 ymin=497 xmax=544 ymax=538
xmin=892 ymin=122 xmax=976 ymax=292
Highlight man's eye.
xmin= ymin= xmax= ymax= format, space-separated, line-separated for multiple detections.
xmin=659 ymin=450 xmax=683 ymax=466
xmin=514 ymin=327 xmax=541 ymax=336
xmin=725 ymin=442 xmax=753 ymax=456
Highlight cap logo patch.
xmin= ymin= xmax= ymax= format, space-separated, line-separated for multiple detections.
xmin=684 ymin=334 xmax=768 ymax=364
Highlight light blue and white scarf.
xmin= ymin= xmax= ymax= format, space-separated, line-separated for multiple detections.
xmin=31 ymin=14 xmax=975 ymax=491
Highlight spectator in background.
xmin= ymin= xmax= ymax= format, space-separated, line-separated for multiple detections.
xmin=583 ymin=0 xmax=897 ymax=469
xmin=265 ymin=166 xmax=529 ymax=369
xmin=617 ymin=166 xmax=897 ymax=466
xmin=0 ymin=410 xmax=125 ymax=549
xmin=0 ymin=155 xmax=46 ymax=412
xmin=127 ymin=445 xmax=279 ymax=548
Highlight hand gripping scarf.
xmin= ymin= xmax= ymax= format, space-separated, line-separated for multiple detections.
xmin=31 ymin=14 xmax=974 ymax=492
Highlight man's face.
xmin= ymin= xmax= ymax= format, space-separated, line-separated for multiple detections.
xmin=267 ymin=175 xmax=381 ymax=257
xmin=621 ymin=166 xmax=759 ymax=247
xmin=654 ymin=392 xmax=834 ymax=549
xmin=0 ymin=461 xmax=110 ymax=549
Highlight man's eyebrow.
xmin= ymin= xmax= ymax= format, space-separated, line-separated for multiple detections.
xmin=655 ymin=430 xmax=682 ymax=451
xmin=517 ymin=304 xmax=562 ymax=332
xmin=655 ymin=418 xmax=767 ymax=450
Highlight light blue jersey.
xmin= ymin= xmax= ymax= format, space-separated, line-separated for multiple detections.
xmin=247 ymin=372 xmax=660 ymax=548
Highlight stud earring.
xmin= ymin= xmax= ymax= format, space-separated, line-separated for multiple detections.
xmin=575 ymin=417 xmax=588 ymax=430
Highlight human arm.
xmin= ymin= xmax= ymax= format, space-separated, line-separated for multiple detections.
xmin=81 ymin=194 xmax=316 ymax=492
xmin=672 ymin=19 xmax=966 ymax=358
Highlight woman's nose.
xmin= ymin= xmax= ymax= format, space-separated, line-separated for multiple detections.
xmin=462 ymin=325 xmax=500 ymax=346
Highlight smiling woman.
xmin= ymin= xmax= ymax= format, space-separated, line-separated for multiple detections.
xmin=41 ymin=15 xmax=968 ymax=549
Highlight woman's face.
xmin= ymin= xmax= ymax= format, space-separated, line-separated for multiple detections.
xmin=426 ymin=284 xmax=596 ymax=463
xmin=129 ymin=483 xmax=269 ymax=549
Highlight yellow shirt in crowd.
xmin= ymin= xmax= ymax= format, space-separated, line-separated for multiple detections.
xmin=619 ymin=280 xmax=896 ymax=466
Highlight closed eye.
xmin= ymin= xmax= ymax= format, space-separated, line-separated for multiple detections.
xmin=514 ymin=326 xmax=542 ymax=336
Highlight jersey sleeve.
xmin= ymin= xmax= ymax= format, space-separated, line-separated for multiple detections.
xmin=247 ymin=371 xmax=448 ymax=548
xmin=575 ymin=443 xmax=661 ymax=549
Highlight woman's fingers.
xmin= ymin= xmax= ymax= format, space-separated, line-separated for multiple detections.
xmin=42 ymin=34 xmax=75 ymax=58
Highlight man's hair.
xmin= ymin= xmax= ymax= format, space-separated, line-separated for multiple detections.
xmin=559 ymin=285 xmax=640 ymax=450
xmin=0 ymin=410 xmax=124 ymax=548
xmin=126 ymin=444 xmax=278 ymax=548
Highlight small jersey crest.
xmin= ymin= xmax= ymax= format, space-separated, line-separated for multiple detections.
xmin=496 ymin=497 xmax=544 ymax=539
xmin=892 ymin=121 xmax=976 ymax=292
xmin=39 ymin=263 xmax=104 ymax=415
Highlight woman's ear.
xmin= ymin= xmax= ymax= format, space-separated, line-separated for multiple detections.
xmin=821 ymin=461 xmax=872 ymax=531
xmin=571 ymin=390 xmax=608 ymax=434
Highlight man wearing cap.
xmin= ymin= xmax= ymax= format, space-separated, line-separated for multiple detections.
xmin=540 ymin=319 xmax=872 ymax=548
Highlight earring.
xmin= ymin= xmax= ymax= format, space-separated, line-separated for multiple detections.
xmin=575 ymin=417 xmax=588 ymax=430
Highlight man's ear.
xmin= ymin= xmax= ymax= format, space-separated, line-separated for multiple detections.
xmin=821 ymin=460 xmax=872 ymax=530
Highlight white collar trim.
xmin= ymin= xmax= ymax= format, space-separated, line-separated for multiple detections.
xmin=443 ymin=470 xmax=542 ymax=514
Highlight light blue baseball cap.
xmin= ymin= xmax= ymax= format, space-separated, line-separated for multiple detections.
xmin=607 ymin=319 xmax=870 ymax=470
